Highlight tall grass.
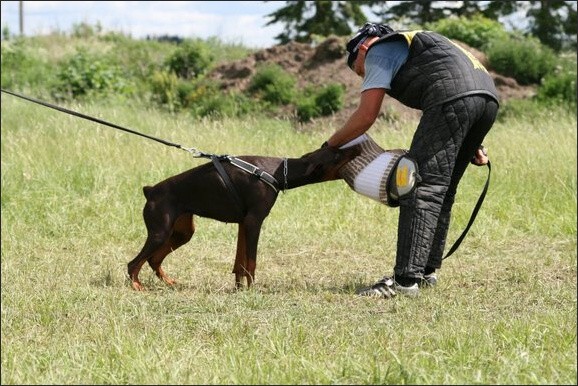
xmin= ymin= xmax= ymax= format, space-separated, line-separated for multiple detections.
xmin=1 ymin=96 xmax=576 ymax=384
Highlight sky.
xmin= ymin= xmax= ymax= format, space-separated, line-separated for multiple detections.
xmin=0 ymin=1 xmax=288 ymax=48
xmin=0 ymin=1 xmax=546 ymax=48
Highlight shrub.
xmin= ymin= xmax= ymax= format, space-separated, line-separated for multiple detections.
xmin=296 ymin=97 xmax=319 ymax=123
xmin=149 ymin=70 xmax=180 ymax=112
xmin=190 ymin=91 xmax=258 ymax=119
xmin=0 ymin=39 xmax=55 ymax=91
xmin=296 ymin=83 xmax=344 ymax=122
xmin=2 ymin=25 xmax=10 ymax=40
xmin=486 ymin=34 xmax=557 ymax=85
xmin=247 ymin=64 xmax=296 ymax=105
xmin=425 ymin=15 xmax=508 ymax=50
xmin=164 ymin=39 xmax=214 ymax=79
xmin=150 ymin=74 xmax=258 ymax=118
xmin=52 ymin=49 xmax=130 ymax=99
xmin=536 ymin=68 xmax=577 ymax=106
xmin=1 ymin=39 xmax=33 ymax=89
xmin=174 ymin=77 xmax=219 ymax=113
xmin=314 ymin=83 xmax=344 ymax=115
xmin=70 ymin=21 xmax=103 ymax=39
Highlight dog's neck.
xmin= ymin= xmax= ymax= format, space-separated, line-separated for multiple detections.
xmin=276 ymin=157 xmax=341 ymax=190
xmin=236 ymin=149 xmax=355 ymax=192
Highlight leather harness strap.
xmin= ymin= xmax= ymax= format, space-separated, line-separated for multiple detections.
xmin=211 ymin=155 xmax=282 ymax=215
xmin=227 ymin=157 xmax=280 ymax=193
xmin=211 ymin=155 xmax=246 ymax=215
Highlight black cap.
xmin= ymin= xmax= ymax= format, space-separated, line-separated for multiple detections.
xmin=346 ymin=23 xmax=394 ymax=69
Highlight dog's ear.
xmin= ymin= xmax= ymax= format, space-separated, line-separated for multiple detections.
xmin=302 ymin=145 xmax=362 ymax=182
xmin=340 ymin=144 xmax=362 ymax=160
xmin=301 ymin=144 xmax=360 ymax=160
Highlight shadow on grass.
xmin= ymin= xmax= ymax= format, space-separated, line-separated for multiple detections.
xmin=89 ymin=267 xmax=370 ymax=297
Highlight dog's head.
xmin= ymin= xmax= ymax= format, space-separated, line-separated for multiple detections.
xmin=300 ymin=144 xmax=362 ymax=182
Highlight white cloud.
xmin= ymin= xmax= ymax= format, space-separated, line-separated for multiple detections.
xmin=0 ymin=0 xmax=285 ymax=48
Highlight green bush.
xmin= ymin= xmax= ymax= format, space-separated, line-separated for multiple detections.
xmin=165 ymin=39 xmax=214 ymax=79
xmin=149 ymin=74 xmax=258 ymax=118
xmin=296 ymin=83 xmax=344 ymax=122
xmin=296 ymin=97 xmax=319 ymax=123
xmin=52 ymin=49 xmax=131 ymax=99
xmin=425 ymin=15 xmax=508 ymax=50
xmin=149 ymin=70 xmax=180 ymax=112
xmin=486 ymin=34 xmax=557 ymax=85
xmin=176 ymin=78 xmax=219 ymax=114
xmin=314 ymin=83 xmax=344 ymax=115
xmin=190 ymin=91 xmax=258 ymax=119
xmin=247 ymin=64 xmax=296 ymax=105
xmin=70 ymin=21 xmax=103 ymax=39
xmin=536 ymin=69 xmax=577 ymax=107
xmin=0 ymin=39 xmax=55 ymax=91
xmin=182 ymin=78 xmax=259 ymax=118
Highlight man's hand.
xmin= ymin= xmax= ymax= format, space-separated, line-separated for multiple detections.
xmin=471 ymin=145 xmax=489 ymax=166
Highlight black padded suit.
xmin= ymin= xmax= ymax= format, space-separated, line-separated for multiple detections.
xmin=367 ymin=31 xmax=500 ymax=279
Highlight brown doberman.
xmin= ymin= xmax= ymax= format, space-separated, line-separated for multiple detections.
xmin=127 ymin=145 xmax=360 ymax=291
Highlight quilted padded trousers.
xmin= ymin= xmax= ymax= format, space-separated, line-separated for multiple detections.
xmin=394 ymin=95 xmax=499 ymax=279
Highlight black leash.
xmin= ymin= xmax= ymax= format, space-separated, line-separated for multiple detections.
xmin=0 ymin=88 xmax=211 ymax=157
xmin=443 ymin=160 xmax=491 ymax=259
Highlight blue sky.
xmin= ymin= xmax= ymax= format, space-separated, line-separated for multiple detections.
xmin=0 ymin=1 xmax=288 ymax=48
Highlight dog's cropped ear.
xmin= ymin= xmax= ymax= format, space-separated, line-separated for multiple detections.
xmin=339 ymin=144 xmax=362 ymax=159
xmin=300 ymin=144 xmax=361 ymax=165
xmin=303 ymin=144 xmax=362 ymax=182
xmin=323 ymin=144 xmax=361 ymax=163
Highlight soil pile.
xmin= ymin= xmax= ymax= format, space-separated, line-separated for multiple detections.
xmin=208 ymin=36 xmax=535 ymax=125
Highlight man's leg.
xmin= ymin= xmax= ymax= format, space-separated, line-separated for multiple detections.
xmin=426 ymin=96 xmax=499 ymax=272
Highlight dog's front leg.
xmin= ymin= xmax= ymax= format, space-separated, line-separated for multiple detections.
xmin=232 ymin=217 xmax=263 ymax=288
xmin=242 ymin=216 xmax=263 ymax=288
xmin=233 ymin=224 xmax=248 ymax=289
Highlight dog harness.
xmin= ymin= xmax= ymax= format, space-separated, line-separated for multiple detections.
xmin=211 ymin=155 xmax=284 ymax=215
xmin=227 ymin=156 xmax=281 ymax=193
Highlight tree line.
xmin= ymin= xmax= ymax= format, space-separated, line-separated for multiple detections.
xmin=265 ymin=0 xmax=577 ymax=52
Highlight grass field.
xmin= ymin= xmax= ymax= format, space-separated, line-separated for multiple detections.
xmin=1 ymin=96 xmax=576 ymax=384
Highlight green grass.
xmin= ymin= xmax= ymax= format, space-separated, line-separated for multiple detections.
xmin=1 ymin=96 xmax=576 ymax=384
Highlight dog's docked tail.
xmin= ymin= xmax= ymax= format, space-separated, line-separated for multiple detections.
xmin=143 ymin=186 xmax=154 ymax=200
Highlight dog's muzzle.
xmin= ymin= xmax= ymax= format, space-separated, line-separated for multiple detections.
xmin=338 ymin=134 xmax=419 ymax=207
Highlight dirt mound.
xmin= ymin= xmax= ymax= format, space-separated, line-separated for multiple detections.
xmin=208 ymin=36 xmax=535 ymax=125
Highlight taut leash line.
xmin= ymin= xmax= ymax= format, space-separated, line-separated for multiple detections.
xmin=1 ymin=88 xmax=210 ymax=157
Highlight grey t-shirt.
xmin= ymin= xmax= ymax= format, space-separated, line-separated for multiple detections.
xmin=362 ymin=40 xmax=410 ymax=91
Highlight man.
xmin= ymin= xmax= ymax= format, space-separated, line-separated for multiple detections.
xmin=323 ymin=23 xmax=499 ymax=298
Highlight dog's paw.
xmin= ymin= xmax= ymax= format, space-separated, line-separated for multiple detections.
xmin=131 ymin=281 xmax=146 ymax=291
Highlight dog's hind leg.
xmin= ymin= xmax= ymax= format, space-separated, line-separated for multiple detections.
xmin=127 ymin=196 xmax=174 ymax=291
xmin=128 ymin=234 xmax=168 ymax=291
xmin=148 ymin=213 xmax=194 ymax=286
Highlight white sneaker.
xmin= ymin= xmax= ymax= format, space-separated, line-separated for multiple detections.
xmin=421 ymin=272 xmax=438 ymax=287
xmin=357 ymin=276 xmax=419 ymax=298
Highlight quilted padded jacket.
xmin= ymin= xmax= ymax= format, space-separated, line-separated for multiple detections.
xmin=368 ymin=30 xmax=500 ymax=110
